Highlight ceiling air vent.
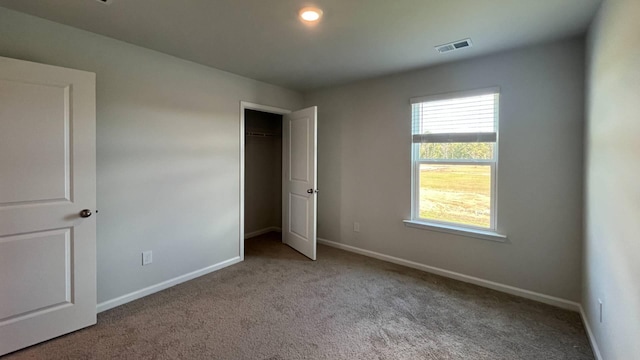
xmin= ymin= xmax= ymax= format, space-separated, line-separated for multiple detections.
xmin=435 ymin=38 xmax=473 ymax=54
xmin=94 ymin=0 xmax=112 ymax=4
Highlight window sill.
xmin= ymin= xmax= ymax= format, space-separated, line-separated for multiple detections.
xmin=402 ymin=220 xmax=508 ymax=243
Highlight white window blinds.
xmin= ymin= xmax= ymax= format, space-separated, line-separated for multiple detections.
xmin=411 ymin=89 xmax=499 ymax=144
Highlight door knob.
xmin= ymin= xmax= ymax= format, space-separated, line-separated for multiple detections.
xmin=307 ymin=189 xmax=313 ymax=194
xmin=79 ymin=209 xmax=92 ymax=218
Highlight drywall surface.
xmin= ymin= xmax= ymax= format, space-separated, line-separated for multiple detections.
xmin=305 ymin=38 xmax=585 ymax=301
xmin=244 ymin=110 xmax=282 ymax=234
xmin=0 ymin=7 xmax=302 ymax=303
xmin=584 ymin=0 xmax=640 ymax=358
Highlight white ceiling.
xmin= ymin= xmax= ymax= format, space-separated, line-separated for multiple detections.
xmin=0 ymin=0 xmax=601 ymax=91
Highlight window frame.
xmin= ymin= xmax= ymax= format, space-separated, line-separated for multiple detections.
xmin=410 ymin=87 xmax=500 ymax=232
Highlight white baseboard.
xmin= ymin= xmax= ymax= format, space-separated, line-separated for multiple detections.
xmin=97 ymin=256 xmax=242 ymax=313
xmin=245 ymin=226 xmax=281 ymax=239
xmin=579 ymin=305 xmax=603 ymax=360
xmin=317 ymin=238 xmax=580 ymax=312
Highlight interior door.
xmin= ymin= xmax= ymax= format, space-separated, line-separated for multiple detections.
xmin=0 ymin=56 xmax=96 ymax=356
xmin=282 ymin=106 xmax=317 ymax=260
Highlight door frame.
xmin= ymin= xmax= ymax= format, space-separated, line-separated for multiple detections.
xmin=239 ymin=101 xmax=291 ymax=261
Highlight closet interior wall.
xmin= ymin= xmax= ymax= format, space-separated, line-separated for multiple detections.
xmin=244 ymin=110 xmax=283 ymax=237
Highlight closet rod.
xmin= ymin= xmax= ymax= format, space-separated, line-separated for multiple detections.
xmin=246 ymin=131 xmax=278 ymax=137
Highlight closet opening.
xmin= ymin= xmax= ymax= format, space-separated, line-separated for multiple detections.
xmin=240 ymin=102 xmax=318 ymax=260
xmin=242 ymin=107 xmax=284 ymax=253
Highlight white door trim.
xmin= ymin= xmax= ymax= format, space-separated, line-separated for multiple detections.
xmin=239 ymin=101 xmax=290 ymax=261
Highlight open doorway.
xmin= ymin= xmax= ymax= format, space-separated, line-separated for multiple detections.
xmin=239 ymin=102 xmax=318 ymax=261
xmin=244 ymin=108 xmax=283 ymax=240
xmin=239 ymin=102 xmax=289 ymax=261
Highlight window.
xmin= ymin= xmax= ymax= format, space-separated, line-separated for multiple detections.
xmin=410 ymin=88 xmax=499 ymax=231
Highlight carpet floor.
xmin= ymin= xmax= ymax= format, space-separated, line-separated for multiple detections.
xmin=6 ymin=232 xmax=594 ymax=359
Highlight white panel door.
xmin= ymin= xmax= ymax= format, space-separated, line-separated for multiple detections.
xmin=0 ymin=56 xmax=96 ymax=356
xmin=282 ymin=106 xmax=317 ymax=260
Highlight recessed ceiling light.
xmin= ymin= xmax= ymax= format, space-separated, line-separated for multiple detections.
xmin=299 ymin=7 xmax=323 ymax=22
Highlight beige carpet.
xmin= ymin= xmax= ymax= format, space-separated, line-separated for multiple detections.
xmin=6 ymin=232 xmax=593 ymax=359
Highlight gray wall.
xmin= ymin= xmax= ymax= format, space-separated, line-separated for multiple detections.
xmin=0 ymin=7 xmax=303 ymax=304
xmin=244 ymin=110 xmax=282 ymax=235
xmin=305 ymin=38 xmax=585 ymax=302
xmin=585 ymin=0 xmax=640 ymax=358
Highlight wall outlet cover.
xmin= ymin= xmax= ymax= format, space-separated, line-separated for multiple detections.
xmin=142 ymin=251 xmax=153 ymax=266
xmin=598 ymin=298 xmax=603 ymax=323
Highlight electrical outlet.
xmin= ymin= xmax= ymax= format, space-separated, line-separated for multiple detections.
xmin=598 ymin=298 xmax=603 ymax=323
xmin=142 ymin=251 xmax=153 ymax=266
xmin=353 ymin=222 xmax=360 ymax=232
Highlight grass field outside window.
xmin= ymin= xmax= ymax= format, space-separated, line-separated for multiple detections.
xmin=418 ymin=164 xmax=491 ymax=228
